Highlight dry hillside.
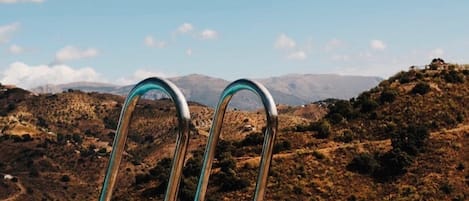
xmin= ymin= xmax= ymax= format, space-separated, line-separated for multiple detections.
xmin=0 ymin=62 xmax=468 ymax=201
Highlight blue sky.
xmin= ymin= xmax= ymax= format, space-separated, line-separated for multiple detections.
xmin=1 ymin=0 xmax=468 ymax=88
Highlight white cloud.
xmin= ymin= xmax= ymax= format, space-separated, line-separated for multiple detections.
xmin=200 ymin=29 xmax=218 ymax=40
xmin=370 ymin=39 xmax=386 ymax=50
xmin=330 ymin=49 xmax=435 ymax=78
xmin=117 ymin=69 xmax=170 ymax=85
xmin=177 ymin=23 xmax=194 ymax=33
xmin=324 ymin=38 xmax=342 ymax=51
xmin=275 ymin=33 xmax=296 ymax=49
xmin=186 ymin=48 xmax=192 ymax=56
xmin=0 ymin=62 xmax=101 ymax=89
xmin=144 ymin=35 xmax=167 ymax=48
xmin=274 ymin=34 xmax=309 ymax=60
xmin=304 ymin=37 xmax=314 ymax=52
xmin=429 ymin=48 xmax=444 ymax=59
xmin=358 ymin=51 xmax=373 ymax=58
xmin=8 ymin=44 xmax=24 ymax=54
xmin=55 ymin=46 xmax=99 ymax=62
xmin=287 ymin=51 xmax=307 ymax=60
xmin=0 ymin=0 xmax=43 ymax=3
xmin=0 ymin=22 xmax=20 ymax=44
xmin=331 ymin=54 xmax=350 ymax=61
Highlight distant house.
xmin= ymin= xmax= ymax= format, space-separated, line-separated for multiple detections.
xmin=428 ymin=58 xmax=447 ymax=70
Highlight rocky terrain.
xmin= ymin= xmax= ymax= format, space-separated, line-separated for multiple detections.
xmin=0 ymin=62 xmax=468 ymax=201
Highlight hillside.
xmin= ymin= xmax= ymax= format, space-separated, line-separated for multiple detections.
xmin=0 ymin=62 xmax=468 ymax=201
xmin=31 ymin=73 xmax=382 ymax=110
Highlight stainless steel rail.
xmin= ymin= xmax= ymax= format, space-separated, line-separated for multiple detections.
xmin=194 ymin=79 xmax=278 ymax=201
xmin=99 ymin=77 xmax=191 ymax=201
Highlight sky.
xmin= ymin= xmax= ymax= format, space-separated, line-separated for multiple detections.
xmin=1 ymin=0 xmax=469 ymax=89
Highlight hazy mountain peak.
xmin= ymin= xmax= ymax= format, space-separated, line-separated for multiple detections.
xmin=31 ymin=73 xmax=381 ymax=109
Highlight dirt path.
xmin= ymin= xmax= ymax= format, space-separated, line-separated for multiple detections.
xmin=3 ymin=179 xmax=26 ymax=201
xmin=236 ymin=123 xmax=469 ymax=168
xmin=435 ymin=123 xmax=469 ymax=134
xmin=236 ymin=139 xmax=391 ymax=168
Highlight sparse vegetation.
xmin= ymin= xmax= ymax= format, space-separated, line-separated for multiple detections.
xmin=60 ymin=175 xmax=71 ymax=182
xmin=347 ymin=153 xmax=380 ymax=175
xmin=379 ymin=88 xmax=398 ymax=103
xmin=443 ymin=70 xmax=465 ymax=83
xmin=411 ymin=82 xmax=431 ymax=95
xmin=348 ymin=123 xmax=430 ymax=180
xmin=326 ymin=100 xmax=355 ymax=123
xmin=334 ymin=129 xmax=353 ymax=143
xmin=391 ymin=125 xmax=429 ymax=156
xmin=239 ymin=132 xmax=264 ymax=146
xmin=0 ymin=62 xmax=468 ymax=200
xmin=439 ymin=182 xmax=454 ymax=195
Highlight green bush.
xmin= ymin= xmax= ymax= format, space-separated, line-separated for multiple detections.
xmin=239 ymin=132 xmax=263 ymax=146
xmin=346 ymin=153 xmax=380 ymax=175
xmin=360 ymin=99 xmax=379 ymax=113
xmin=135 ymin=173 xmax=151 ymax=185
xmin=60 ymin=175 xmax=71 ymax=182
xmin=315 ymin=120 xmax=331 ymax=139
xmin=219 ymin=154 xmax=236 ymax=172
xmin=12 ymin=135 xmax=23 ymax=143
xmin=273 ymin=140 xmax=292 ymax=153
xmin=462 ymin=69 xmax=469 ymax=75
xmin=217 ymin=171 xmax=249 ymax=192
xmin=149 ymin=158 xmax=172 ymax=181
xmin=211 ymin=151 xmax=249 ymax=192
xmin=79 ymin=147 xmax=95 ymax=158
xmin=411 ymin=82 xmax=431 ymax=95
xmin=443 ymin=70 xmax=464 ymax=83
xmin=335 ymin=129 xmax=354 ymax=143
xmin=379 ymin=89 xmax=398 ymax=103
xmin=141 ymin=186 xmax=165 ymax=198
xmin=439 ymin=182 xmax=454 ymax=194
xmin=373 ymin=149 xmax=413 ymax=179
xmin=22 ymin=134 xmax=33 ymax=142
xmin=103 ymin=116 xmax=118 ymax=129
xmin=29 ymin=168 xmax=40 ymax=177
xmin=327 ymin=100 xmax=355 ymax=121
xmin=178 ymin=176 xmax=198 ymax=201
xmin=328 ymin=113 xmax=345 ymax=124
xmin=56 ymin=133 xmax=65 ymax=144
xmin=398 ymin=72 xmax=413 ymax=84
xmin=391 ymin=125 xmax=429 ymax=156
xmin=416 ymin=71 xmax=424 ymax=79
xmin=183 ymin=152 xmax=203 ymax=177
xmin=294 ymin=123 xmax=315 ymax=132
xmin=215 ymin=140 xmax=235 ymax=159
xmin=429 ymin=63 xmax=439 ymax=70
xmin=312 ymin=150 xmax=326 ymax=160
xmin=72 ymin=133 xmax=83 ymax=144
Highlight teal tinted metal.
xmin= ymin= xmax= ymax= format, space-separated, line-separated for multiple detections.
xmin=194 ymin=79 xmax=278 ymax=201
xmin=99 ymin=77 xmax=191 ymax=201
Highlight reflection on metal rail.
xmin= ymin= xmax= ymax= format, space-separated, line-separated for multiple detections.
xmin=194 ymin=79 xmax=278 ymax=201
xmin=99 ymin=77 xmax=191 ymax=201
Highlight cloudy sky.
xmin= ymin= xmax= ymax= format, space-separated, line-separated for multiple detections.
xmin=1 ymin=1 xmax=469 ymax=88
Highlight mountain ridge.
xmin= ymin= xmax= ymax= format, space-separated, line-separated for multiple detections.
xmin=30 ymin=73 xmax=382 ymax=109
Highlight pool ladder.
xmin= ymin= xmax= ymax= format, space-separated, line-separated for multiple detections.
xmin=99 ymin=77 xmax=278 ymax=201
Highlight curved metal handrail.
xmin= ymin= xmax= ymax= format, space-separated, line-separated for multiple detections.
xmin=99 ymin=77 xmax=191 ymax=201
xmin=194 ymin=79 xmax=278 ymax=201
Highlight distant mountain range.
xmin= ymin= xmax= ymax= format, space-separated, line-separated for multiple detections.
xmin=31 ymin=74 xmax=382 ymax=109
